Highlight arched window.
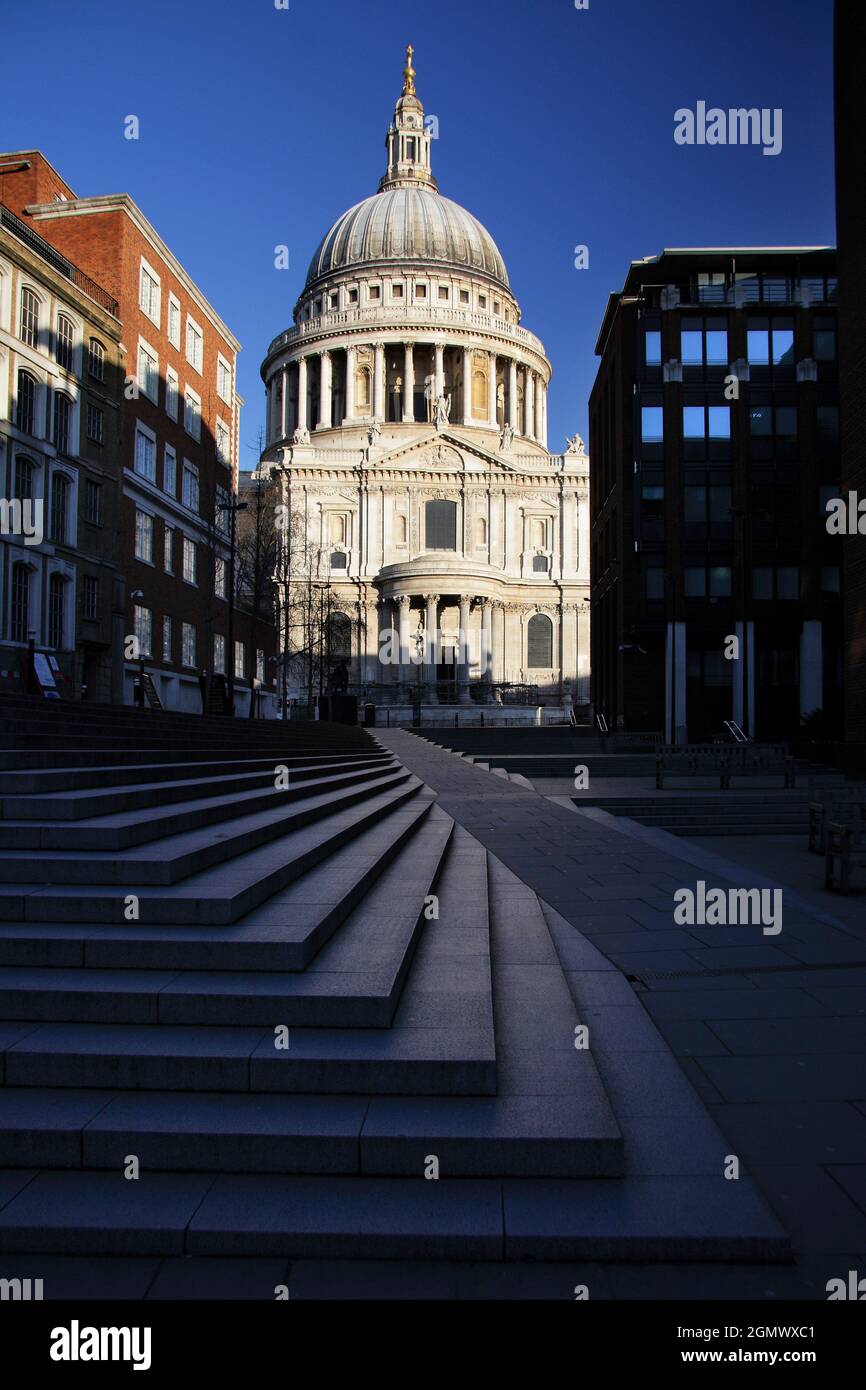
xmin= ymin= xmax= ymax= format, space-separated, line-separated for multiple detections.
xmin=20 ymin=286 xmax=39 ymax=348
xmin=531 ymin=518 xmax=546 ymax=550
xmin=13 ymin=456 xmax=34 ymax=501
xmin=532 ymin=554 xmax=549 ymax=573
xmin=356 ymin=366 xmax=372 ymax=412
xmin=425 ymin=499 xmax=457 ymax=552
xmin=328 ymin=611 xmax=352 ymax=659
xmin=53 ymin=392 xmax=72 ymax=454
xmin=56 ymin=314 xmax=75 ymax=371
xmin=329 ymin=514 xmax=345 ymax=544
xmin=15 ymin=371 xmax=37 ymax=434
xmin=50 ymin=472 xmax=70 ymax=545
xmin=88 ymin=338 xmax=105 ymax=381
xmin=476 ymin=516 xmax=487 ymax=546
xmin=48 ymin=572 xmax=66 ymax=649
xmin=10 ymin=563 xmax=31 ymax=643
xmin=396 ymin=513 xmax=408 ymax=545
xmin=527 ymin=613 xmax=553 ymax=669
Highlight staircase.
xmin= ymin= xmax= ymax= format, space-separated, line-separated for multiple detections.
xmin=581 ymin=792 xmax=814 ymax=837
xmin=0 ymin=696 xmax=787 ymax=1266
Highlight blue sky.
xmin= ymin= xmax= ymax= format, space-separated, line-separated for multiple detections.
xmin=2 ymin=0 xmax=835 ymax=458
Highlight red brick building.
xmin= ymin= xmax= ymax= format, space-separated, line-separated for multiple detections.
xmin=0 ymin=150 xmax=277 ymax=715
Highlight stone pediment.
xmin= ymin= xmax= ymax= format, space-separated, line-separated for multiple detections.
xmin=368 ymin=429 xmax=536 ymax=477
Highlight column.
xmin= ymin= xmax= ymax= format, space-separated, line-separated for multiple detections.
xmin=297 ymin=356 xmax=308 ymax=433
xmin=458 ymin=595 xmax=472 ymax=703
xmin=561 ymin=602 xmax=578 ymax=702
xmin=434 ymin=342 xmax=445 ymax=400
xmin=800 ymin=620 xmax=823 ymax=719
xmin=398 ymin=594 xmax=412 ymax=673
xmin=526 ymin=371 xmax=536 ymax=441
xmin=665 ymin=621 xmax=687 ymax=745
xmin=576 ymin=600 xmax=590 ymax=706
xmin=732 ymin=620 xmax=755 ymax=737
xmin=374 ymin=344 xmax=386 ymax=421
xmin=462 ymin=347 xmax=472 ymax=425
xmin=424 ymin=593 xmax=439 ymax=702
xmin=280 ymin=366 xmax=289 ymax=439
xmin=494 ymin=602 xmax=506 ymax=684
xmin=403 ymin=343 xmax=415 ymax=422
xmin=508 ymin=360 xmax=518 ymax=430
xmin=345 ymin=344 xmax=357 ymax=423
xmin=487 ymin=353 xmax=498 ymax=429
xmin=318 ymin=350 xmax=331 ymax=430
xmin=540 ymin=383 xmax=548 ymax=449
xmin=481 ymin=599 xmax=494 ymax=691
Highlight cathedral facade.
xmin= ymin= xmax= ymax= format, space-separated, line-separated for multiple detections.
xmin=260 ymin=49 xmax=590 ymax=717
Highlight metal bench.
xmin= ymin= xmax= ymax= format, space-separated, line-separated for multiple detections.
xmin=656 ymin=743 xmax=795 ymax=790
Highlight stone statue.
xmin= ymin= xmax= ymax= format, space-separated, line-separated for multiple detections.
xmin=565 ymin=432 xmax=586 ymax=456
xmin=293 ymin=427 xmax=310 ymax=446
xmin=434 ymin=393 xmax=452 ymax=430
xmin=499 ymin=422 xmax=514 ymax=453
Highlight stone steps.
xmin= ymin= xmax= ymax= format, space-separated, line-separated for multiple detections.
xmin=0 ymin=767 xmax=414 ymax=886
xmin=0 ymin=759 xmax=401 ymax=851
xmin=0 ymin=751 xmax=383 ymax=796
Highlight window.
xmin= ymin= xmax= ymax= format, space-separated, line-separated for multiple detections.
xmin=347 ymin=289 xmax=358 ymax=304
xmin=182 ymin=622 xmax=196 ymax=668
xmin=20 ymin=287 xmax=39 ymax=347
xmin=214 ymin=633 xmax=226 ymax=674
xmin=644 ymin=330 xmax=662 ymax=366
xmin=182 ymin=460 xmax=199 ymax=512
xmin=369 ymin=285 xmax=381 ymax=302
xmin=135 ymin=509 xmax=154 ymax=562
xmin=425 ymin=499 xmax=457 ymax=551
xmin=821 ymin=566 xmax=841 ymax=593
xmin=460 ymin=289 xmax=470 ymax=305
xmin=330 ymin=550 xmax=347 ymax=570
xmin=82 ymin=574 xmax=98 ymax=621
xmin=217 ymin=355 xmax=232 ymax=403
xmin=438 ymin=286 xmax=449 ymax=302
xmin=683 ymin=405 xmax=730 ymax=440
xmin=14 ymin=456 xmax=34 ymax=501
xmin=392 ymin=283 xmax=404 ymax=299
xmin=15 ymin=371 xmax=36 ymax=434
xmin=166 ymin=367 xmax=179 ymax=421
xmin=48 ymin=572 xmax=66 ymax=649
xmin=88 ymin=339 xmax=105 ymax=381
xmin=329 ymin=293 xmax=339 ymax=309
xmin=134 ymin=604 xmax=152 ymax=657
xmin=749 ymin=404 xmax=797 ymax=443
xmin=182 ymin=537 xmax=197 ymax=585
xmin=257 ymin=649 xmax=266 ymax=684
xmin=86 ymin=403 xmax=104 ymax=444
xmin=817 ymin=406 xmax=839 ymax=443
xmin=53 ymin=392 xmax=72 ymax=453
xmin=10 ymin=563 xmax=30 ymax=643
xmin=215 ymin=486 xmax=230 ymax=534
xmin=216 ymin=419 xmax=231 ymax=466
xmin=234 ymin=641 xmax=245 ymax=678
xmin=139 ymin=261 xmax=160 ymax=325
xmin=163 ymin=445 xmax=177 ymax=497
xmin=747 ymin=317 xmax=794 ymax=366
xmin=185 ymin=316 xmax=203 ymax=372
xmin=215 ymin=555 xmax=226 ymax=597
xmin=164 ymin=526 xmax=174 ymax=573
xmin=84 ymin=479 xmax=101 ymax=524
xmin=162 ymin=615 xmax=173 ymax=662
xmin=709 ymin=566 xmax=732 ymax=598
xmin=641 ymin=406 xmax=664 ymax=444
xmin=327 ymin=613 xmax=351 ymax=659
xmin=168 ymin=294 xmax=181 ymax=349
xmin=527 ymin=614 xmax=553 ymax=668
xmin=681 ymin=318 xmax=728 ymax=368
xmin=415 ymin=284 xmax=427 ymax=299
xmin=134 ymin=425 xmax=156 ymax=482
xmin=137 ymin=340 xmax=159 ymax=402
xmin=752 ymin=567 xmax=773 ymax=601
xmin=777 ymin=566 xmax=799 ymax=601
xmin=532 ymin=555 xmax=549 ymax=573
xmin=49 ymin=472 xmax=70 ymax=544
xmin=184 ymin=387 xmax=201 ymax=441
xmin=479 ymin=295 xmax=487 ymax=309
xmin=684 ymin=567 xmax=706 ymax=598
xmin=56 ymin=314 xmax=75 ymax=371
xmin=813 ymin=317 xmax=837 ymax=362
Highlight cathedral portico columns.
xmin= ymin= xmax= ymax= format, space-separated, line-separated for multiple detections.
xmin=280 ymin=366 xmax=289 ymax=439
xmin=374 ymin=343 xmax=386 ymax=421
xmin=424 ymin=592 xmax=439 ymax=701
xmin=318 ymin=351 xmax=332 ymax=430
xmin=462 ymin=347 xmax=472 ymax=426
xmin=508 ymin=360 xmax=518 ymax=431
xmin=397 ymin=593 xmax=412 ymax=670
xmin=481 ymin=598 xmax=494 ymax=687
xmin=297 ymin=357 xmax=309 ymax=434
xmin=403 ymin=343 xmax=415 ymax=422
xmin=345 ymin=344 xmax=357 ymax=422
xmin=458 ymin=594 xmax=473 ymax=703
xmin=540 ymin=383 xmax=548 ymax=448
xmin=526 ymin=371 xmax=536 ymax=441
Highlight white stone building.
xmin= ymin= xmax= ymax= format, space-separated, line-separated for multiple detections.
xmin=260 ymin=48 xmax=590 ymax=719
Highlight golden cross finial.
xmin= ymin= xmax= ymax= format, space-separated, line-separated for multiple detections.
xmin=402 ymin=43 xmax=416 ymax=95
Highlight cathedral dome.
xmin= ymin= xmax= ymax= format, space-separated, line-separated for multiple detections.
xmin=304 ymin=187 xmax=510 ymax=293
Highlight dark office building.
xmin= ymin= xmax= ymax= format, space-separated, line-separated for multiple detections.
xmin=835 ymin=4 xmax=866 ymax=746
xmin=590 ymin=248 xmax=840 ymax=742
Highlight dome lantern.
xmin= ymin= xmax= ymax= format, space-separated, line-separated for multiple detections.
xmin=379 ymin=43 xmax=438 ymax=194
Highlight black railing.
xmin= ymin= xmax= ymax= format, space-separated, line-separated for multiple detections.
xmin=0 ymin=204 xmax=119 ymax=318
